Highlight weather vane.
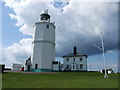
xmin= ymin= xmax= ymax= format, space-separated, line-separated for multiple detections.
xmin=44 ymin=9 xmax=48 ymax=14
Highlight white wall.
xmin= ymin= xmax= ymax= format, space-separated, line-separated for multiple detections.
xmin=12 ymin=64 xmax=22 ymax=71
xmin=24 ymin=60 xmax=32 ymax=71
xmin=52 ymin=64 xmax=59 ymax=71
xmin=32 ymin=22 xmax=55 ymax=70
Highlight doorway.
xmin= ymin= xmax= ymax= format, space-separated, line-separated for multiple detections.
xmin=27 ymin=65 xmax=31 ymax=71
xmin=35 ymin=64 xmax=38 ymax=69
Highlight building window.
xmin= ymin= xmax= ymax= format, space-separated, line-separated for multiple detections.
xmin=80 ymin=58 xmax=82 ymax=61
xmin=73 ymin=58 xmax=75 ymax=61
xmin=66 ymin=58 xmax=69 ymax=62
xmin=80 ymin=64 xmax=83 ymax=69
xmin=46 ymin=25 xmax=49 ymax=28
xmin=73 ymin=65 xmax=74 ymax=69
xmin=35 ymin=64 xmax=38 ymax=69
xmin=66 ymin=65 xmax=69 ymax=68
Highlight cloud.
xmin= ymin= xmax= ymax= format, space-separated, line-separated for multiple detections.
xmin=2 ymin=38 xmax=32 ymax=67
xmin=55 ymin=2 xmax=118 ymax=56
xmin=51 ymin=0 xmax=70 ymax=11
xmin=2 ymin=0 xmax=118 ymax=67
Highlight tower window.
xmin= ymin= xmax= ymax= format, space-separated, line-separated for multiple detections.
xmin=46 ymin=25 xmax=49 ymax=28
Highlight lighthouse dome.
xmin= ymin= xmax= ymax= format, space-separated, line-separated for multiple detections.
xmin=40 ymin=9 xmax=50 ymax=22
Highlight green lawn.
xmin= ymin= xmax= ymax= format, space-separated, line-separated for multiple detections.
xmin=0 ymin=74 xmax=2 ymax=89
xmin=2 ymin=72 xmax=118 ymax=88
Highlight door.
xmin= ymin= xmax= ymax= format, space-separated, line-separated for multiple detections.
xmin=27 ymin=65 xmax=30 ymax=71
xmin=35 ymin=64 xmax=38 ymax=69
xmin=72 ymin=63 xmax=76 ymax=71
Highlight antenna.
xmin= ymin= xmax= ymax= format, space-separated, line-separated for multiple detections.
xmin=92 ymin=43 xmax=102 ymax=51
xmin=100 ymin=32 xmax=108 ymax=78
xmin=92 ymin=32 xmax=108 ymax=78
xmin=44 ymin=9 xmax=48 ymax=14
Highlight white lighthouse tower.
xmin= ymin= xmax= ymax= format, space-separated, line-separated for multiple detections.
xmin=32 ymin=10 xmax=55 ymax=72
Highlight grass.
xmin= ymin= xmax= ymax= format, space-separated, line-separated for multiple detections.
xmin=0 ymin=73 xmax=2 ymax=89
xmin=2 ymin=72 xmax=118 ymax=88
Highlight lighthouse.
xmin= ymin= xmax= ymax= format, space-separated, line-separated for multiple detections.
xmin=31 ymin=10 xmax=55 ymax=72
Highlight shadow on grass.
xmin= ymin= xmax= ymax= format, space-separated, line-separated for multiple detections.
xmin=2 ymin=72 xmax=8 ymax=74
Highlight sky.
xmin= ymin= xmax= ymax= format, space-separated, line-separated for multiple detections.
xmin=1 ymin=0 xmax=119 ymax=71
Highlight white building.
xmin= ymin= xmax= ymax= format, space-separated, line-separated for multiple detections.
xmin=24 ymin=57 xmax=32 ymax=71
xmin=31 ymin=10 xmax=56 ymax=72
xmin=12 ymin=63 xmax=23 ymax=71
xmin=100 ymin=69 xmax=115 ymax=74
xmin=62 ymin=47 xmax=88 ymax=71
xmin=52 ymin=61 xmax=60 ymax=72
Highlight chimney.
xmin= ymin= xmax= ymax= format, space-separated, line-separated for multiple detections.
xmin=73 ymin=46 xmax=77 ymax=54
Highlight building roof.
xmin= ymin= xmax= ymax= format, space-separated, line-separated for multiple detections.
xmin=62 ymin=46 xmax=88 ymax=58
xmin=62 ymin=53 xmax=88 ymax=58
xmin=52 ymin=61 xmax=60 ymax=64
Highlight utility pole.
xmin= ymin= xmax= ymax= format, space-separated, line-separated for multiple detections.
xmin=92 ymin=32 xmax=108 ymax=78
xmin=100 ymin=32 xmax=108 ymax=78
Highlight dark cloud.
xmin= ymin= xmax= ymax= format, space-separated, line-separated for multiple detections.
xmin=55 ymin=2 xmax=118 ymax=57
